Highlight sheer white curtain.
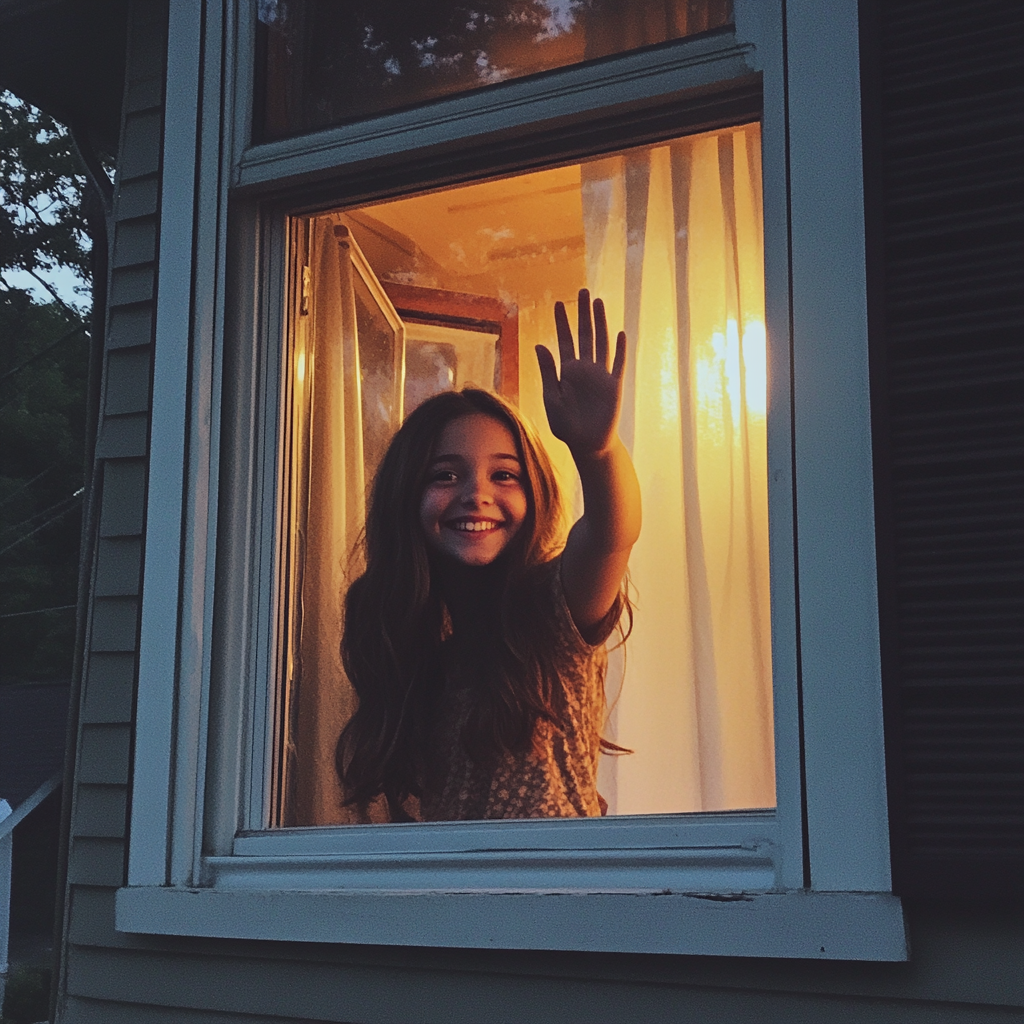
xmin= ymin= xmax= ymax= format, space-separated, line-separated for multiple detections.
xmin=586 ymin=124 xmax=775 ymax=814
xmin=284 ymin=216 xmax=366 ymax=826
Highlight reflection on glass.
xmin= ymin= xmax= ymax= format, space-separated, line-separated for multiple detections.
xmin=255 ymin=0 xmax=733 ymax=140
xmin=352 ymin=271 xmax=402 ymax=487
xmin=276 ymin=124 xmax=772 ymax=827
xmin=404 ymin=323 xmax=500 ymax=414
xmin=404 ymin=340 xmax=457 ymax=414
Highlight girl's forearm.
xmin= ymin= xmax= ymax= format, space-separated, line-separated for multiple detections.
xmin=572 ymin=438 xmax=642 ymax=555
xmin=561 ymin=438 xmax=640 ymax=633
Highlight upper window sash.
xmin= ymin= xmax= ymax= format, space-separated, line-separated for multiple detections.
xmin=231 ymin=12 xmax=759 ymax=195
xmin=252 ymin=0 xmax=735 ymax=141
xmin=121 ymin=0 xmax=898 ymax=959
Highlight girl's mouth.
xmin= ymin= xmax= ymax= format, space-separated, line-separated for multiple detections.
xmin=447 ymin=518 xmax=502 ymax=533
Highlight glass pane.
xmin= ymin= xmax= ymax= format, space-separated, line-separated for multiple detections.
xmin=352 ymin=271 xmax=402 ymax=486
xmin=255 ymin=0 xmax=734 ymax=141
xmin=275 ymin=222 xmax=404 ymax=827
xmin=276 ymin=124 xmax=772 ymax=827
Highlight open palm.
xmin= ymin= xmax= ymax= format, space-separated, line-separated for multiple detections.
xmin=535 ymin=289 xmax=627 ymax=456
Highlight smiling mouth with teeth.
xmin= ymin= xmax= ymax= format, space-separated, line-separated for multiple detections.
xmin=449 ymin=520 xmax=502 ymax=533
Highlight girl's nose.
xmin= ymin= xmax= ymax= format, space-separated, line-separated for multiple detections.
xmin=461 ymin=471 xmax=494 ymax=506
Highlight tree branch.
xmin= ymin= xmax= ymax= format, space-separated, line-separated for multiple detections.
xmin=21 ymin=266 xmax=84 ymax=320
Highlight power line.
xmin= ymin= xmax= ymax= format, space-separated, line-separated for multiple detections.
xmin=0 ymin=322 xmax=88 ymax=388
xmin=0 ymin=491 xmax=83 ymax=558
xmin=1 ymin=487 xmax=83 ymax=540
xmin=0 ymin=603 xmax=75 ymax=620
xmin=0 ymin=465 xmax=53 ymax=510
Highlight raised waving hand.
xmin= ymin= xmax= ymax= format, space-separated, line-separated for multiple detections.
xmin=534 ymin=289 xmax=627 ymax=457
xmin=535 ymin=289 xmax=640 ymax=637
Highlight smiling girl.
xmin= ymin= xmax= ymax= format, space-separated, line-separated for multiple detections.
xmin=337 ymin=290 xmax=642 ymax=821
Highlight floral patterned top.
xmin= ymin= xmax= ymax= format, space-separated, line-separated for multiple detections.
xmin=417 ymin=556 xmax=615 ymax=821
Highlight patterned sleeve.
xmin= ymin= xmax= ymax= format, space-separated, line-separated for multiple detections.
xmin=547 ymin=555 xmax=624 ymax=652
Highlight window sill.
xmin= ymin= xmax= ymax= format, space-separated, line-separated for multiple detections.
xmin=115 ymin=886 xmax=906 ymax=961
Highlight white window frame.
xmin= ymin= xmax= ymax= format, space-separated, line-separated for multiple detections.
xmin=115 ymin=0 xmax=906 ymax=961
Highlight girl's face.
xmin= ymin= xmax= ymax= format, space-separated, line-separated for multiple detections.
xmin=419 ymin=413 xmax=529 ymax=566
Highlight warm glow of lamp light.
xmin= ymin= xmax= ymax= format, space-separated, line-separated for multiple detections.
xmin=296 ymin=350 xmax=306 ymax=383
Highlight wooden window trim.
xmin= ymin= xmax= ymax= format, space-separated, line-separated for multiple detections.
xmin=118 ymin=0 xmax=905 ymax=960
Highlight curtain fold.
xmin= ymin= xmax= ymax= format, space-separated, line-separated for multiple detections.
xmin=287 ymin=217 xmax=365 ymax=826
xmin=587 ymin=124 xmax=774 ymax=814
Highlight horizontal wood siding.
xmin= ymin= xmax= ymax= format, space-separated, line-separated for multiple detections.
xmin=868 ymin=0 xmax=1024 ymax=900
xmin=58 ymin=908 xmax=1024 ymax=1022
xmin=57 ymin=0 xmax=165 ymax=1019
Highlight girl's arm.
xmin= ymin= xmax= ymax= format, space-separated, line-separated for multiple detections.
xmin=535 ymin=289 xmax=642 ymax=636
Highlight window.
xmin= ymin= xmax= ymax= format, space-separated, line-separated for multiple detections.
xmin=254 ymin=0 xmax=734 ymax=139
xmin=277 ymin=126 xmax=774 ymax=827
xmin=117 ymin=0 xmax=904 ymax=960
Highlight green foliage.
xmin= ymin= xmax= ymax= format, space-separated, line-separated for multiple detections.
xmin=0 ymin=966 xmax=51 ymax=1024
xmin=0 ymin=92 xmax=91 ymax=682
xmin=0 ymin=91 xmax=90 ymax=307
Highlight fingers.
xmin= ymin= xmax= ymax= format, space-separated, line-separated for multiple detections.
xmin=611 ymin=330 xmax=627 ymax=381
xmin=554 ymin=291 xmax=620 ymax=371
xmin=577 ymin=288 xmax=594 ymax=362
xmin=593 ymin=298 xmax=609 ymax=369
xmin=534 ymin=345 xmax=559 ymax=399
xmin=553 ymin=301 xmax=576 ymax=366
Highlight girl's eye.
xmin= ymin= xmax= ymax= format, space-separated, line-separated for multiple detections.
xmin=429 ymin=470 xmax=458 ymax=484
xmin=493 ymin=470 xmax=520 ymax=483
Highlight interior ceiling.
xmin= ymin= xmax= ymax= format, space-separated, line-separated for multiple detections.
xmin=356 ymin=162 xmax=587 ymax=299
xmin=0 ymin=0 xmax=128 ymax=154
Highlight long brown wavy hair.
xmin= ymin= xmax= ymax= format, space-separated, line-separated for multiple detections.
xmin=336 ymin=388 xmax=627 ymax=814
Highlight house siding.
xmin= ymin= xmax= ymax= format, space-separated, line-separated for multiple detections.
xmin=54 ymin=0 xmax=164 ymax=1017
xmin=56 ymin=0 xmax=1024 ymax=1021
xmin=868 ymin=0 xmax=1024 ymax=900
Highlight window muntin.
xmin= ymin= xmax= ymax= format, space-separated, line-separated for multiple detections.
xmin=274 ymin=123 xmax=774 ymax=827
xmin=254 ymin=0 xmax=734 ymax=141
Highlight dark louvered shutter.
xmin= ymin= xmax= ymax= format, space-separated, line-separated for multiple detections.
xmin=862 ymin=0 xmax=1024 ymax=901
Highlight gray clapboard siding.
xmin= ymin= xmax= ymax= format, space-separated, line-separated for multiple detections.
xmin=62 ymin=900 xmax=1024 ymax=1019
xmin=107 ymin=303 xmax=154 ymax=350
xmin=123 ymin=76 xmax=164 ymax=116
xmin=80 ymin=653 xmax=135 ymax=724
xmin=58 ymin=995 xmax=1024 ymax=1024
xmin=59 ymin=4 xmax=166 ymax=1015
xmin=71 ymin=786 xmax=127 ymax=840
xmin=66 ymin=839 xmax=126 ymax=888
xmin=111 ymin=177 xmax=159 ymax=222
xmin=103 ymin=347 xmax=152 ymax=415
xmin=97 ymin=459 xmax=147 ymax=536
xmin=108 ymin=264 xmax=156 ymax=306
xmin=60 ymin=944 xmax=1024 ymax=1024
xmin=88 ymin=598 xmax=139 ymax=653
xmin=93 ymin=538 xmax=143 ymax=598
xmin=64 ymin=997 xmax=318 ymax=1024
xmin=117 ymin=111 xmax=163 ymax=181
xmin=66 ymin=888 xmax=133 ymax=949
xmin=112 ymin=219 xmax=157 ymax=269
xmin=76 ymin=725 xmax=131 ymax=786
xmin=94 ymin=415 xmax=149 ymax=459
